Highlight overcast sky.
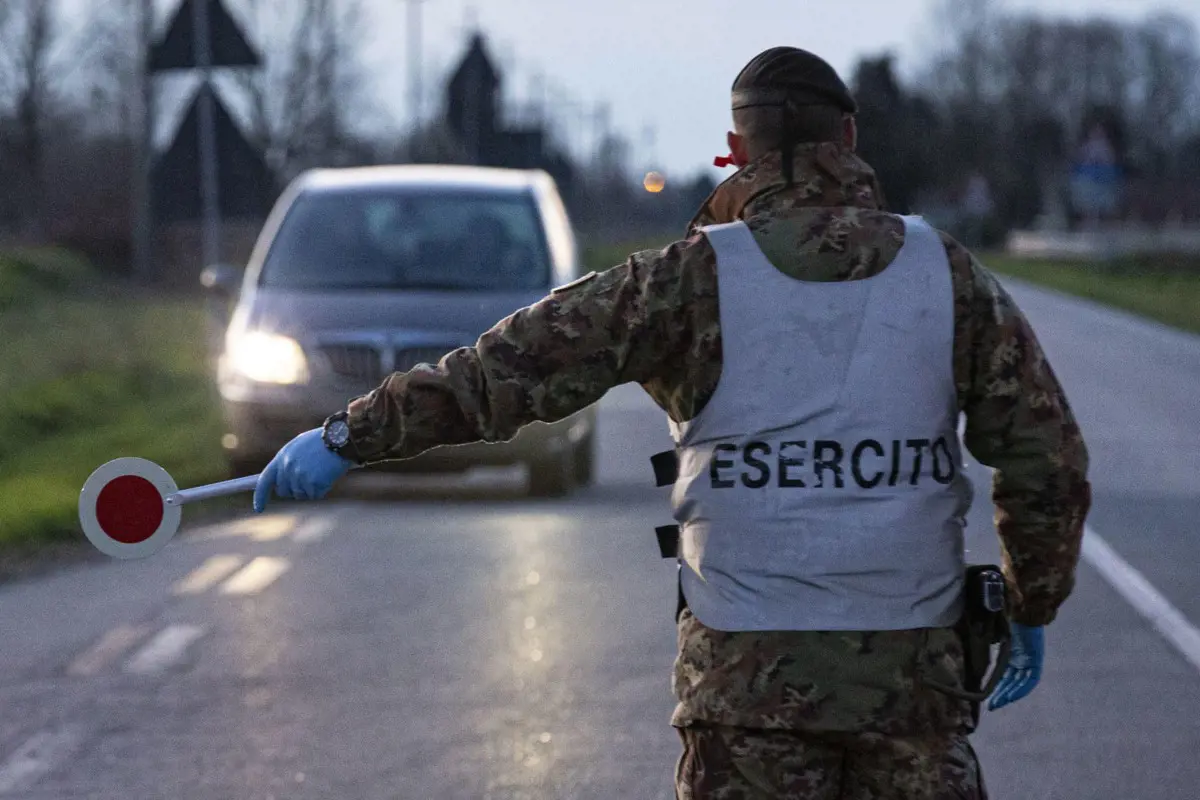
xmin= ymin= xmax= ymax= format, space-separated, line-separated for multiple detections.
xmin=350 ymin=0 xmax=1200 ymax=181
xmin=114 ymin=0 xmax=1199 ymax=180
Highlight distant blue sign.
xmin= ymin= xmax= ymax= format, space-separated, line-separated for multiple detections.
xmin=1070 ymin=128 xmax=1123 ymax=219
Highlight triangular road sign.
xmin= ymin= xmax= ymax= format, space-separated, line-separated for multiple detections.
xmin=151 ymin=84 xmax=276 ymax=222
xmin=149 ymin=0 xmax=261 ymax=72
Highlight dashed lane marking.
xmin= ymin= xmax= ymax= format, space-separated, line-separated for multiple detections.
xmin=173 ymin=555 xmax=246 ymax=595
xmin=219 ymin=557 xmax=291 ymax=596
xmin=123 ymin=624 xmax=207 ymax=676
xmin=191 ymin=514 xmax=297 ymax=542
xmin=66 ymin=625 xmax=152 ymax=677
xmin=292 ymin=514 xmax=335 ymax=544
xmin=0 ymin=725 xmax=86 ymax=794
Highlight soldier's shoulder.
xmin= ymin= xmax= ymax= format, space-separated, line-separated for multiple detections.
xmin=628 ymin=232 xmax=717 ymax=279
xmin=745 ymin=207 xmax=904 ymax=281
xmin=747 ymin=206 xmax=903 ymax=240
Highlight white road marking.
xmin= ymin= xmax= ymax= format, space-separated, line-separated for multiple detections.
xmin=66 ymin=625 xmax=151 ymax=677
xmin=243 ymin=516 xmax=298 ymax=541
xmin=123 ymin=625 xmax=207 ymax=675
xmin=173 ymin=555 xmax=246 ymax=595
xmin=193 ymin=514 xmax=297 ymax=542
xmin=0 ymin=725 xmax=86 ymax=794
xmin=292 ymin=514 xmax=335 ymax=544
xmin=219 ymin=557 xmax=291 ymax=595
xmin=1083 ymin=525 xmax=1200 ymax=674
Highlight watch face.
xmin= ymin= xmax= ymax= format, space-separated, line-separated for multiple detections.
xmin=326 ymin=420 xmax=350 ymax=448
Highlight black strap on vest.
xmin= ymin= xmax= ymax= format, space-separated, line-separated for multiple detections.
xmin=651 ymin=452 xmax=680 ymax=561
xmin=655 ymin=525 xmax=680 ymax=559
xmin=651 ymin=450 xmax=687 ymax=620
xmin=650 ymin=450 xmax=678 ymax=487
xmin=651 ymin=451 xmax=680 ymax=559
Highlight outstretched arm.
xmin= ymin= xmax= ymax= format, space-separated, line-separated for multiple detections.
xmin=344 ymin=238 xmax=706 ymax=464
xmin=253 ymin=237 xmax=710 ymax=512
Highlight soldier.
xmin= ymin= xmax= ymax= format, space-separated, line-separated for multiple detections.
xmin=254 ymin=46 xmax=1090 ymax=799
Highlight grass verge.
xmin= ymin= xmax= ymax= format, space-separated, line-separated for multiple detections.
xmin=0 ymin=251 xmax=228 ymax=555
xmin=986 ymin=254 xmax=1200 ymax=336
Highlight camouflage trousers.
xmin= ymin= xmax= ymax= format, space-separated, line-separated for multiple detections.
xmin=674 ymin=725 xmax=987 ymax=799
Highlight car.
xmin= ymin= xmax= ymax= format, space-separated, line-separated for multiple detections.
xmin=201 ymin=164 xmax=598 ymax=497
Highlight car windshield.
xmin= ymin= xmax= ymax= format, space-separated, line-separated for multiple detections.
xmin=259 ymin=186 xmax=553 ymax=291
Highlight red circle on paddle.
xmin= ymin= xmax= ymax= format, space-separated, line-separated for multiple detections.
xmin=95 ymin=475 xmax=165 ymax=544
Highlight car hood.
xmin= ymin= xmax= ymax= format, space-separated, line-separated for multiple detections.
xmin=241 ymin=287 xmax=549 ymax=346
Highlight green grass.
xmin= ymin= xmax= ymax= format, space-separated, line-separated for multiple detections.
xmin=0 ymin=251 xmax=228 ymax=549
xmin=0 ymin=247 xmax=98 ymax=311
xmin=986 ymin=254 xmax=1200 ymax=335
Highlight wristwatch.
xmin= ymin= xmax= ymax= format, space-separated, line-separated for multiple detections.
xmin=321 ymin=411 xmax=359 ymax=461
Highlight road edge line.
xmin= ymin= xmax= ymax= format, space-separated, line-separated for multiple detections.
xmin=1082 ymin=525 xmax=1200 ymax=674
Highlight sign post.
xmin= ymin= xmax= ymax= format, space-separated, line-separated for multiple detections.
xmin=148 ymin=0 xmax=261 ymax=272
xmin=192 ymin=0 xmax=222 ymax=270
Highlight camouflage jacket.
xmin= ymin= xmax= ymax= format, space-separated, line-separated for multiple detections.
xmin=345 ymin=143 xmax=1091 ymax=734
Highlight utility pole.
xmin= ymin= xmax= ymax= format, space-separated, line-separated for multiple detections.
xmin=591 ymin=103 xmax=610 ymax=169
xmin=406 ymin=0 xmax=426 ymax=130
xmin=192 ymin=0 xmax=221 ymax=270
xmin=132 ymin=0 xmax=155 ymax=281
xmin=530 ymin=72 xmax=545 ymax=125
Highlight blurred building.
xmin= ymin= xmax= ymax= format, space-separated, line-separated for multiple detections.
xmin=441 ymin=33 xmax=575 ymax=201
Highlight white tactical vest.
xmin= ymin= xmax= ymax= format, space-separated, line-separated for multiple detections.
xmin=668 ymin=216 xmax=973 ymax=632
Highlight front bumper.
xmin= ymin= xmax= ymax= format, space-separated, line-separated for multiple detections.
xmin=219 ymin=380 xmax=596 ymax=472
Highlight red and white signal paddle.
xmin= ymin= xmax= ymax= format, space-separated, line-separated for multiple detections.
xmin=79 ymin=458 xmax=260 ymax=559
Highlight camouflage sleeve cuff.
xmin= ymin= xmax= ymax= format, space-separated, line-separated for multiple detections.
xmin=344 ymin=391 xmax=390 ymax=464
xmin=1007 ymin=592 xmax=1061 ymax=628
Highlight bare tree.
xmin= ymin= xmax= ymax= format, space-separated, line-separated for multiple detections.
xmin=1130 ymin=12 xmax=1200 ymax=175
xmin=231 ymin=0 xmax=377 ymax=180
xmin=73 ymin=0 xmax=150 ymax=140
xmin=0 ymin=0 xmax=59 ymax=234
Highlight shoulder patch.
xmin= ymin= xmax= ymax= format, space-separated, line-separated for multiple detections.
xmin=552 ymin=271 xmax=598 ymax=294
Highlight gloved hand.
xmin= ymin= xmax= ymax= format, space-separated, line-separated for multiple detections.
xmin=253 ymin=428 xmax=355 ymax=513
xmin=987 ymin=623 xmax=1045 ymax=710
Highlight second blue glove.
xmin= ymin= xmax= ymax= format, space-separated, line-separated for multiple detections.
xmin=988 ymin=622 xmax=1045 ymax=710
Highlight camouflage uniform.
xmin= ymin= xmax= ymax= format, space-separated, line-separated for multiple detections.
xmin=344 ymin=143 xmax=1091 ymax=798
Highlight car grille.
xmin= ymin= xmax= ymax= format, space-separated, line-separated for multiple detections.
xmin=317 ymin=344 xmax=456 ymax=387
xmin=319 ymin=344 xmax=386 ymax=385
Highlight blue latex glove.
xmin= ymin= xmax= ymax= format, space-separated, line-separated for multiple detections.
xmin=253 ymin=428 xmax=355 ymax=513
xmin=988 ymin=623 xmax=1045 ymax=710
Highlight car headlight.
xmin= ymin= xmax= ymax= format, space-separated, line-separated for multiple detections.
xmin=226 ymin=331 xmax=310 ymax=385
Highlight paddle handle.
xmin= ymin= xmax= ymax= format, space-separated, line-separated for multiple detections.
xmin=163 ymin=464 xmax=365 ymax=507
xmin=164 ymin=475 xmax=261 ymax=506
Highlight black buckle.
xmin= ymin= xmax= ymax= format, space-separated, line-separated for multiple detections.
xmin=655 ymin=525 xmax=680 ymax=559
xmin=979 ymin=569 xmax=1006 ymax=613
xmin=650 ymin=450 xmax=678 ymax=487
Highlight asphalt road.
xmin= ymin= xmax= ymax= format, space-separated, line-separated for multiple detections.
xmin=2 ymin=278 xmax=1199 ymax=799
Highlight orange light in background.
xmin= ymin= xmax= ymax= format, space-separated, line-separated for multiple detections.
xmin=643 ymin=171 xmax=666 ymax=193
